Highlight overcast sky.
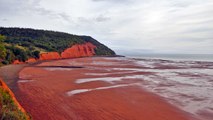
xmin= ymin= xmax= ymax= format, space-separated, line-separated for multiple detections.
xmin=1 ymin=0 xmax=213 ymax=54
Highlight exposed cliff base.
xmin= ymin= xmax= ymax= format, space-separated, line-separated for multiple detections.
xmin=13 ymin=42 xmax=97 ymax=64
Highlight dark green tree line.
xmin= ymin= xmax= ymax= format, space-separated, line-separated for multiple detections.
xmin=0 ymin=27 xmax=116 ymax=65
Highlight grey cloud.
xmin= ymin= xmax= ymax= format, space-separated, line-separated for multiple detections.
xmin=77 ymin=14 xmax=110 ymax=23
xmin=58 ymin=13 xmax=72 ymax=22
xmin=92 ymin=0 xmax=129 ymax=2
xmin=1 ymin=19 xmax=8 ymax=21
xmin=91 ymin=0 xmax=133 ymax=5
xmin=78 ymin=17 xmax=90 ymax=23
xmin=0 ymin=0 xmax=71 ymax=22
xmin=34 ymin=7 xmax=72 ymax=22
xmin=1 ymin=0 xmax=213 ymax=54
xmin=95 ymin=15 xmax=111 ymax=22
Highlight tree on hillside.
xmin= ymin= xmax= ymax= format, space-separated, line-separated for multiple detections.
xmin=0 ymin=35 xmax=6 ymax=60
xmin=32 ymin=50 xmax=40 ymax=59
xmin=5 ymin=50 xmax=15 ymax=64
xmin=0 ymin=35 xmax=6 ymax=42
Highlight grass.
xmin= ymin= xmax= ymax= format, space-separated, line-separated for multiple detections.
xmin=0 ymin=87 xmax=30 ymax=120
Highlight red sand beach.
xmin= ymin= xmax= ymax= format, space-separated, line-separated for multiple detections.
xmin=12 ymin=57 xmax=213 ymax=120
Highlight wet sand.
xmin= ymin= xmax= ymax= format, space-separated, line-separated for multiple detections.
xmin=0 ymin=64 xmax=28 ymax=90
xmin=13 ymin=57 xmax=203 ymax=120
xmin=0 ymin=61 xmax=43 ymax=90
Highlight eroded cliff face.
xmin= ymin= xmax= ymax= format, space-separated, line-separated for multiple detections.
xmin=39 ymin=52 xmax=61 ymax=60
xmin=13 ymin=60 xmax=24 ymax=64
xmin=61 ymin=42 xmax=96 ymax=58
xmin=13 ymin=42 xmax=96 ymax=64
xmin=26 ymin=58 xmax=37 ymax=63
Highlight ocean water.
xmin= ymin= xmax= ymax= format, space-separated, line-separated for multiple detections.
xmin=127 ymin=54 xmax=213 ymax=62
xmin=126 ymin=56 xmax=213 ymax=120
xmin=18 ymin=56 xmax=213 ymax=120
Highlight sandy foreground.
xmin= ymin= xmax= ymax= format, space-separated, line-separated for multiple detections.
xmin=2 ymin=57 xmax=211 ymax=120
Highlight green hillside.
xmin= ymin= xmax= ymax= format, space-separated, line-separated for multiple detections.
xmin=0 ymin=27 xmax=115 ymax=65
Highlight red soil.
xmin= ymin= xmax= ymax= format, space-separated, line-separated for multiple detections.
xmin=13 ymin=42 xmax=96 ymax=64
xmin=39 ymin=52 xmax=61 ymax=60
xmin=13 ymin=60 xmax=24 ymax=64
xmin=15 ymin=57 xmax=197 ymax=120
xmin=26 ymin=58 xmax=37 ymax=63
xmin=61 ymin=42 xmax=96 ymax=58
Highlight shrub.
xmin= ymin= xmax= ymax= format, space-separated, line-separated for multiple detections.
xmin=0 ymin=87 xmax=29 ymax=120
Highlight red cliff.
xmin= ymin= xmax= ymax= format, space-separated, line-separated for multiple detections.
xmin=61 ymin=42 xmax=96 ymax=58
xmin=13 ymin=60 xmax=24 ymax=64
xmin=13 ymin=42 xmax=96 ymax=64
xmin=13 ymin=58 xmax=37 ymax=64
xmin=26 ymin=58 xmax=37 ymax=63
xmin=39 ymin=52 xmax=61 ymax=60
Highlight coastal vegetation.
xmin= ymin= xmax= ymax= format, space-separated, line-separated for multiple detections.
xmin=0 ymin=27 xmax=116 ymax=119
xmin=0 ymin=27 xmax=115 ymax=64
xmin=0 ymin=35 xmax=7 ymax=66
xmin=0 ymin=81 xmax=30 ymax=120
xmin=0 ymin=34 xmax=40 ymax=65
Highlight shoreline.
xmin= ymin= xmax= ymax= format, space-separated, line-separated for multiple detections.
xmin=0 ymin=55 xmax=123 ymax=84
xmin=0 ymin=64 xmax=28 ymax=90
xmin=0 ymin=61 xmax=44 ymax=90
xmin=127 ymin=55 xmax=213 ymax=62
xmin=13 ymin=57 xmax=199 ymax=120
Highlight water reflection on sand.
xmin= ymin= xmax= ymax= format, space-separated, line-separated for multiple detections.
xmin=69 ymin=57 xmax=213 ymax=119
xmin=18 ymin=57 xmax=213 ymax=120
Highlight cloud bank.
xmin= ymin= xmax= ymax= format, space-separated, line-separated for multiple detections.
xmin=0 ymin=0 xmax=213 ymax=54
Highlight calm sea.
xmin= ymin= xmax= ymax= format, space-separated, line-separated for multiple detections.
xmin=127 ymin=54 xmax=213 ymax=62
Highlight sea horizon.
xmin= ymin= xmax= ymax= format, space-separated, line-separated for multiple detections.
xmin=126 ymin=53 xmax=213 ymax=62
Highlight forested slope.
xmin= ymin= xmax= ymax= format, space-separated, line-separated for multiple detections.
xmin=0 ymin=27 xmax=115 ymax=65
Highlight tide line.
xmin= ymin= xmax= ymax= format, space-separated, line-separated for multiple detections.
xmin=66 ymin=83 xmax=140 ymax=96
